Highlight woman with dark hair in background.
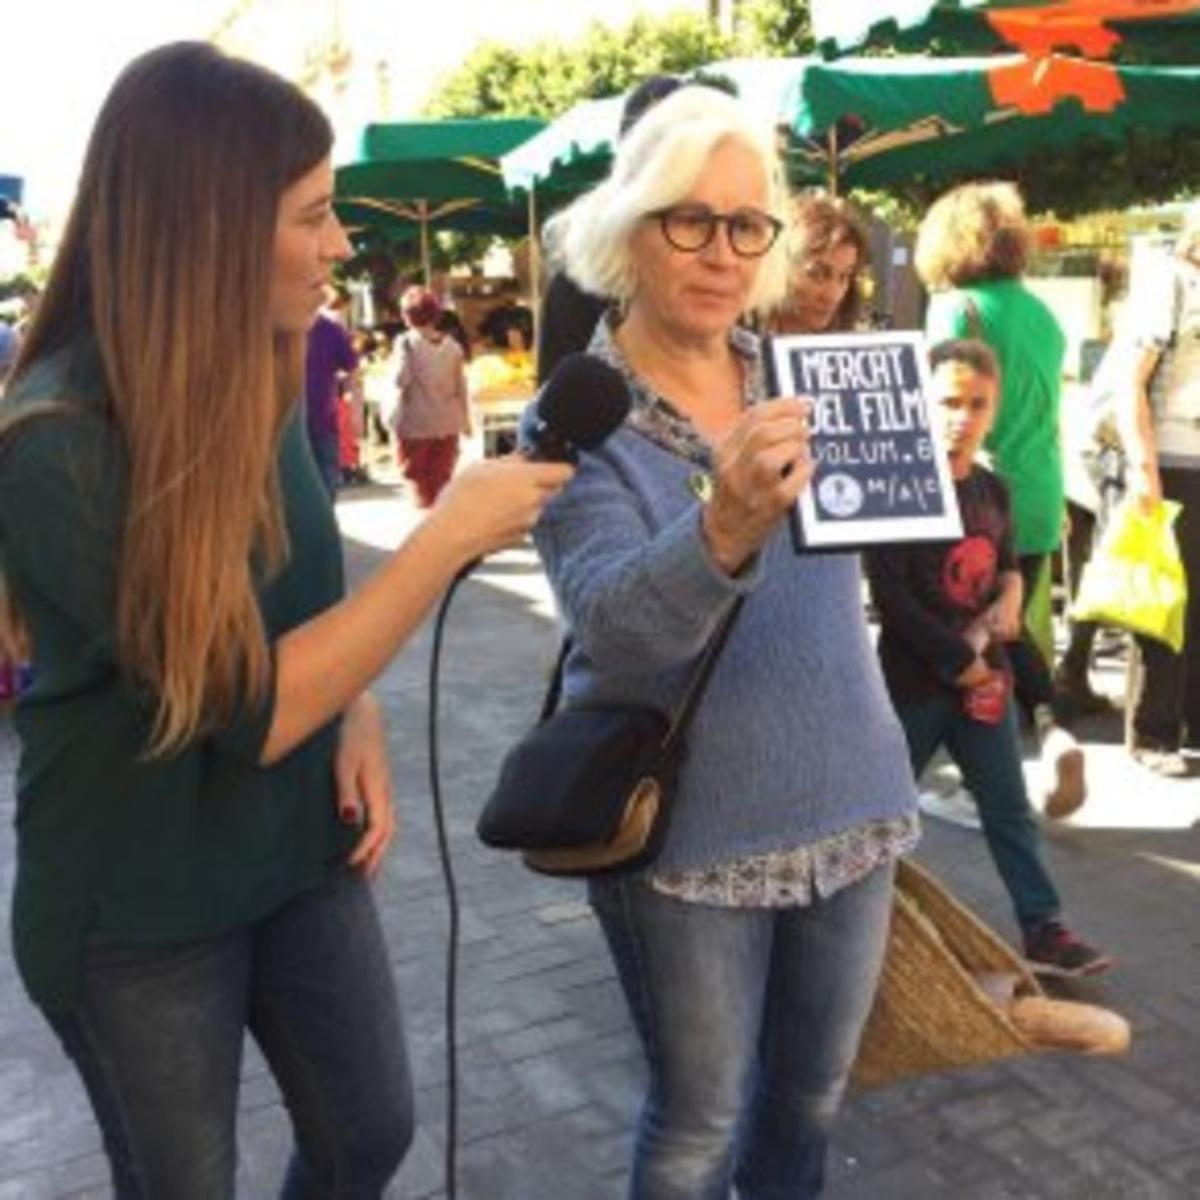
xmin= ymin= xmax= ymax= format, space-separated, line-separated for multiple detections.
xmin=774 ymin=191 xmax=870 ymax=336
xmin=0 ymin=42 xmax=570 ymax=1195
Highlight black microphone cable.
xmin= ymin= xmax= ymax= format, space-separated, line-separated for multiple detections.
xmin=428 ymin=571 xmax=466 ymax=1200
xmin=423 ymin=352 xmax=632 ymax=1197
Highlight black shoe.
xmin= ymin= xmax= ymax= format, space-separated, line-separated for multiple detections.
xmin=1023 ymin=920 xmax=1113 ymax=978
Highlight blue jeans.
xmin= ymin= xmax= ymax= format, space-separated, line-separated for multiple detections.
xmin=898 ymin=692 xmax=1060 ymax=927
xmin=589 ymin=861 xmax=895 ymax=1200
xmin=45 ymin=868 xmax=413 ymax=1199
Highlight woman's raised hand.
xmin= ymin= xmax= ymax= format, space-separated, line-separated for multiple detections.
xmin=701 ymin=398 xmax=813 ymax=575
xmin=430 ymin=456 xmax=574 ymax=566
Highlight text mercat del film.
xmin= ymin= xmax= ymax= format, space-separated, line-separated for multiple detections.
xmin=794 ymin=346 xmax=935 ymax=467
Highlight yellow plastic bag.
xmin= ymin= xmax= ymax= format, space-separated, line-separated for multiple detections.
xmin=1072 ymin=500 xmax=1188 ymax=653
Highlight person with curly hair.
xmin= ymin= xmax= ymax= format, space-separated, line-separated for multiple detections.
xmin=774 ymin=192 xmax=870 ymax=336
xmin=916 ymin=180 xmax=1085 ymax=820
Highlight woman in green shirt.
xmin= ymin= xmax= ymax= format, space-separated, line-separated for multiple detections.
xmin=0 ymin=43 xmax=570 ymax=1197
xmin=916 ymin=181 xmax=1085 ymax=821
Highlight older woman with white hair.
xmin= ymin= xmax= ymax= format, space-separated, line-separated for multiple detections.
xmin=533 ymin=86 xmax=919 ymax=1199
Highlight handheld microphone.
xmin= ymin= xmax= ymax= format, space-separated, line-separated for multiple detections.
xmin=517 ymin=352 xmax=632 ymax=463
xmin=455 ymin=354 xmax=631 ymax=583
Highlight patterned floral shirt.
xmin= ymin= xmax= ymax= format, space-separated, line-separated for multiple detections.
xmin=591 ymin=316 xmax=920 ymax=908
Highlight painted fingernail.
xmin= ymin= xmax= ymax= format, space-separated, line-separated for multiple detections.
xmin=340 ymin=806 xmax=358 ymax=824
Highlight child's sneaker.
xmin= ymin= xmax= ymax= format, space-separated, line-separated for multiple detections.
xmin=1022 ymin=919 xmax=1113 ymax=977
xmin=1038 ymin=720 xmax=1086 ymax=820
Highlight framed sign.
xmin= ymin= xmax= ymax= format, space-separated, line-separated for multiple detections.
xmin=764 ymin=331 xmax=963 ymax=550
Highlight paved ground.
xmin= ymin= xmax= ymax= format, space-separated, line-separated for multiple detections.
xmin=2 ymin=479 xmax=1199 ymax=1199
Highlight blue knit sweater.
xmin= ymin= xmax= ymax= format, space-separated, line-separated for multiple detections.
xmin=533 ymin=424 xmax=919 ymax=874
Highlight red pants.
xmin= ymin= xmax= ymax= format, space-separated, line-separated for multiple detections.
xmin=397 ymin=436 xmax=459 ymax=508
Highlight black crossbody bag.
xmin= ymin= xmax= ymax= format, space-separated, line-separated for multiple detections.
xmin=477 ymin=598 xmax=744 ymax=877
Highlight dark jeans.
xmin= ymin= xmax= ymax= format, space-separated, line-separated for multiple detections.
xmin=1134 ymin=465 xmax=1200 ymax=750
xmin=1009 ymin=553 xmax=1058 ymax=721
xmin=899 ymin=692 xmax=1060 ymax=928
xmin=589 ymin=862 xmax=894 ymax=1199
xmin=45 ymin=868 xmax=413 ymax=1199
xmin=1061 ymin=501 xmax=1101 ymax=677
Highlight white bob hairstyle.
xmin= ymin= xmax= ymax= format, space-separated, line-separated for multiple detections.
xmin=545 ymin=85 xmax=791 ymax=314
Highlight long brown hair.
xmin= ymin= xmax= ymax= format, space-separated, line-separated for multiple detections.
xmin=5 ymin=43 xmax=332 ymax=754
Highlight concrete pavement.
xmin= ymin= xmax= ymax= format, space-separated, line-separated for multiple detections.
xmin=2 ymin=481 xmax=1199 ymax=1199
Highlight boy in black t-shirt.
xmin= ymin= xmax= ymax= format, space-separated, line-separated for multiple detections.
xmin=866 ymin=339 xmax=1111 ymax=977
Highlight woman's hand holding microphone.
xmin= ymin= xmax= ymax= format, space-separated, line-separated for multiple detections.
xmin=428 ymin=457 xmax=575 ymax=569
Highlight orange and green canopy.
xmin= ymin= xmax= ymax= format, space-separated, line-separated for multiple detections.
xmin=813 ymin=1 xmax=1200 ymax=62
xmin=787 ymin=53 xmax=1200 ymax=190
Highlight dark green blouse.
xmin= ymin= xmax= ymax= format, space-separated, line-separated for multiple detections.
xmin=0 ymin=341 xmax=357 ymax=1009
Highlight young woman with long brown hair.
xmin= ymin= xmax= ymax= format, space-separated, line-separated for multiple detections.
xmin=0 ymin=42 xmax=570 ymax=1196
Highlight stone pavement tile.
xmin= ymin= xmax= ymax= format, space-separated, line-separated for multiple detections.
xmin=824 ymin=1157 xmax=952 ymax=1199
xmin=507 ymin=1053 xmax=593 ymax=1116
xmin=826 ymin=1109 xmax=911 ymax=1172
xmin=1160 ymin=1149 xmax=1200 ymax=1192
xmin=550 ymin=1026 xmax=642 ymax=1075
xmin=1118 ymin=1110 xmax=1200 ymax=1165
xmin=1063 ymin=1142 xmax=1195 ymax=1199
xmin=976 ymin=1123 xmax=1100 ymax=1198
xmin=933 ymin=1080 xmax=1046 ymax=1138
xmin=453 ymin=1114 xmax=624 ymax=1200
xmin=1019 ymin=1090 xmax=1138 ymax=1149
xmin=233 ymin=1104 xmax=291 ymax=1193
xmin=386 ymin=1125 xmax=444 ymax=1199
xmin=488 ymin=1014 xmax=594 ymax=1064
xmin=0 ymin=1150 xmax=111 ymax=1200
xmin=1070 ymin=1057 xmax=1181 ymax=1118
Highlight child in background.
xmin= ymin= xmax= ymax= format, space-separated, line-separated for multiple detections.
xmin=866 ymin=338 xmax=1112 ymax=977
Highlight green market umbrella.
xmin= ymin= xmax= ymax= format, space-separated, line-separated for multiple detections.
xmin=786 ymin=53 xmax=1200 ymax=193
xmin=501 ymin=54 xmax=1200 ymax=200
xmin=334 ymin=196 xmax=529 ymax=248
xmin=812 ymin=1 xmax=1200 ymax=62
xmin=499 ymin=64 xmax=803 ymax=198
xmin=498 ymin=95 xmax=625 ymax=200
xmin=335 ymin=117 xmax=545 ymax=281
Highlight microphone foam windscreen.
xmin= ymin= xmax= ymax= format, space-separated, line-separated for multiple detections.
xmin=536 ymin=354 xmax=632 ymax=450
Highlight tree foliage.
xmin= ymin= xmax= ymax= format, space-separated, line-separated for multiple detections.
xmin=737 ymin=0 xmax=814 ymax=56
xmin=424 ymin=12 xmax=736 ymax=120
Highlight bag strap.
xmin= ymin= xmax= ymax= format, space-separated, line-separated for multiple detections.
xmin=661 ymin=596 xmax=743 ymax=753
xmin=537 ymin=596 xmax=745 ymax=748
xmin=537 ymin=639 xmax=572 ymax=721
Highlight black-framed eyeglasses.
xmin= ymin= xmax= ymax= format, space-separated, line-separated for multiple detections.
xmin=649 ymin=204 xmax=783 ymax=259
